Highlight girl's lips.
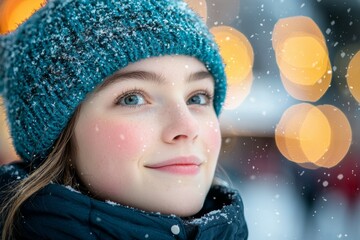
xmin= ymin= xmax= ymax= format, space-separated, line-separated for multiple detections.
xmin=145 ymin=156 xmax=202 ymax=175
xmin=149 ymin=164 xmax=200 ymax=175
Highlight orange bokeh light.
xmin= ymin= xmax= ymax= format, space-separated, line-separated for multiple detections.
xmin=280 ymin=63 xmax=332 ymax=102
xmin=275 ymin=103 xmax=314 ymax=163
xmin=314 ymin=105 xmax=352 ymax=168
xmin=272 ymin=16 xmax=331 ymax=102
xmin=279 ymin=36 xmax=329 ymax=86
xmin=210 ymin=26 xmax=254 ymax=109
xmin=272 ymin=16 xmax=326 ymax=51
xmin=0 ymin=0 xmax=46 ymax=34
xmin=298 ymin=106 xmax=331 ymax=163
xmin=275 ymin=103 xmax=352 ymax=168
xmin=224 ymin=72 xmax=253 ymax=109
xmin=346 ymin=50 xmax=360 ymax=103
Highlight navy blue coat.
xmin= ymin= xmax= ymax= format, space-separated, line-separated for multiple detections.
xmin=0 ymin=162 xmax=248 ymax=239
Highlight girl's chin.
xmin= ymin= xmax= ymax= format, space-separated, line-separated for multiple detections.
xmin=140 ymin=199 xmax=205 ymax=217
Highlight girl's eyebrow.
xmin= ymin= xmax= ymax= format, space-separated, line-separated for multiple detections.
xmin=188 ymin=71 xmax=213 ymax=83
xmin=97 ymin=70 xmax=213 ymax=92
xmin=98 ymin=71 xmax=164 ymax=91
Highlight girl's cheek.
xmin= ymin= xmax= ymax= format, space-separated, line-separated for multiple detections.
xmin=204 ymin=120 xmax=222 ymax=154
xmin=78 ymin=119 xmax=146 ymax=161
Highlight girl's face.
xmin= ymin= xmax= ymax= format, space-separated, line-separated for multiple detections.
xmin=74 ymin=56 xmax=221 ymax=217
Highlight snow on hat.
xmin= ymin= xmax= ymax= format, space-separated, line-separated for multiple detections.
xmin=0 ymin=0 xmax=227 ymax=164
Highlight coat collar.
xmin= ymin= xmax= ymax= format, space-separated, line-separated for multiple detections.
xmin=20 ymin=183 xmax=247 ymax=239
xmin=1 ymin=162 xmax=248 ymax=239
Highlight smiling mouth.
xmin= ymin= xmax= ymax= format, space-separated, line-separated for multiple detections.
xmin=145 ymin=156 xmax=202 ymax=175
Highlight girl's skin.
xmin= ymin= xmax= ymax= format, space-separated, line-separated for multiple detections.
xmin=74 ymin=55 xmax=222 ymax=217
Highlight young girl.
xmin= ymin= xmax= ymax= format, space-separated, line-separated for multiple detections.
xmin=0 ymin=0 xmax=248 ymax=239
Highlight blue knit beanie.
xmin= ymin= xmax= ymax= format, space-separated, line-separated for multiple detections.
xmin=0 ymin=0 xmax=227 ymax=165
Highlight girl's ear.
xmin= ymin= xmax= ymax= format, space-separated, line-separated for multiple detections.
xmin=0 ymin=34 xmax=9 ymax=95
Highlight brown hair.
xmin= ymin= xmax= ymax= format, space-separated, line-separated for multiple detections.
xmin=0 ymin=107 xmax=80 ymax=240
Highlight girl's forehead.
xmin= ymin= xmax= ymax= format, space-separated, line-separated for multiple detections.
xmin=94 ymin=56 xmax=214 ymax=94
xmin=118 ymin=55 xmax=208 ymax=73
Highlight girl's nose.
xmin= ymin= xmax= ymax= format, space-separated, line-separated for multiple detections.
xmin=161 ymin=104 xmax=200 ymax=144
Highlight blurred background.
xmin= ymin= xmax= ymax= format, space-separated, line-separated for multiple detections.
xmin=0 ymin=0 xmax=359 ymax=239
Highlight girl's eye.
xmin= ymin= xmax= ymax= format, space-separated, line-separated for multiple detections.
xmin=117 ymin=92 xmax=146 ymax=106
xmin=187 ymin=92 xmax=212 ymax=105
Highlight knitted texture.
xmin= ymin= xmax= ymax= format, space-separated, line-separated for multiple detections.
xmin=0 ymin=0 xmax=227 ymax=164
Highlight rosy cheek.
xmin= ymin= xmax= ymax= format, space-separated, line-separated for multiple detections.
xmin=203 ymin=120 xmax=222 ymax=154
xmin=77 ymin=119 xmax=145 ymax=162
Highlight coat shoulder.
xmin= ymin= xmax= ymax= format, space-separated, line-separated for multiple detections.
xmin=0 ymin=161 xmax=29 ymax=199
xmin=0 ymin=161 xmax=29 ymax=184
